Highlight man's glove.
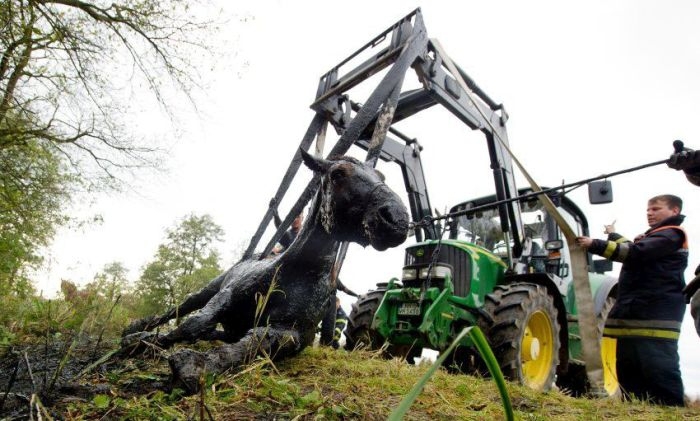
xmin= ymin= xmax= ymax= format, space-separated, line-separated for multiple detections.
xmin=667 ymin=140 xmax=700 ymax=172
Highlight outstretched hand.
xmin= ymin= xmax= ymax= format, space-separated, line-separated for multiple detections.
xmin=604 ymin=221 xmax=616 ymax=235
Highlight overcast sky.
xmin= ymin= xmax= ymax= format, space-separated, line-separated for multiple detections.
xmin=40 ymin=1 xmax=700 ymax=397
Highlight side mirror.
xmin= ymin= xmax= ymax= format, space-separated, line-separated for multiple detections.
xmin=545 ymin=239 xmax=564 ymax=251
xmin=588 ymin=180 xmax=613 ymax=204
xmin=592 ymin=259 xmax=613 ymax=273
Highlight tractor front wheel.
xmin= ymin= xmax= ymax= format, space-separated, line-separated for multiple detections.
xmin=344 ymin=289 xmax=386 ymax=351
xmin=344 ymin=288 xmax=421 ymax=363
xmin=483 ymin=283 xmax=560 ymax=391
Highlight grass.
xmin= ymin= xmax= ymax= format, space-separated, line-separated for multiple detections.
xmin=47 ymin=344 xmax=700 ymax=420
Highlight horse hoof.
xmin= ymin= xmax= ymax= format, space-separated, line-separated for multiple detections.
xmin=169 ymin=349 xmax=207 ymax=394
xmin=122 ymin=315 xmax=158 ymax=336
xmin=119 ymin=332 xmax=160 ymax=357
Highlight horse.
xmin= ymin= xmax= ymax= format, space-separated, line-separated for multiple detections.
xmin=121 ymin=149 xmax=409 ymax=392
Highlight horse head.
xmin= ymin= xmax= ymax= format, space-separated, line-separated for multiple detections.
xmin=301 ymin=149 xmax=409 ymax=251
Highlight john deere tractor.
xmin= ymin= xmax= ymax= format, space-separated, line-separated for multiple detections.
xmin=344 ymin=188 xmax=620 ymax=395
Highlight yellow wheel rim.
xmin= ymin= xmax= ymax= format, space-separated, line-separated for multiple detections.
xmin=601 ymin=337 xmax=619 ymax=396
xmin=521 ymin=310 xmax=555 ymax=389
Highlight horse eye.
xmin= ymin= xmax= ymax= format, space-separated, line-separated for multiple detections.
xmin=330 ymin=168 xmax=345 ymax=184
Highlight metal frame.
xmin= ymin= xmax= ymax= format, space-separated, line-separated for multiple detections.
xmin=243 ymin=8 xmax=525 ymax=264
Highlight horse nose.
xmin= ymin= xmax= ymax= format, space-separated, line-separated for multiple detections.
xmin=378 ymin=205 xmax=399 ymax=225
xmin=375 ymin=204 xmax=408 ymax=236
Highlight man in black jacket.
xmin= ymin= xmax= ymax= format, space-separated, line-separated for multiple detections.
xmin=577 ymin=194 xmax=688 ymax=406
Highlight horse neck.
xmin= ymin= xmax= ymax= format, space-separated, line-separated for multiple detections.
xmin=280 ymin=191 xmax=338 ymax=271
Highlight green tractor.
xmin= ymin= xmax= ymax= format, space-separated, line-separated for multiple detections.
xmin=345 ymin=188 xmax=620 ymax=395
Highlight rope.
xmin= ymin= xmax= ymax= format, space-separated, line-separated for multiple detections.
xmin=412 ymin=157 xmax=669 ymax=229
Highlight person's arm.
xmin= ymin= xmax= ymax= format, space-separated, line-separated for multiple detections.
xmin=335 ymin=277 xmax=359 ymax=297
xmin=576 ymin=225 xmax=631 ymax=262
xmin=272 ymin=209 xmax=282 ymax=228
xmin=683 ymin=264 xmax=700 ymax=301
xmin=579 ymin=229 xmax=684 ymax=264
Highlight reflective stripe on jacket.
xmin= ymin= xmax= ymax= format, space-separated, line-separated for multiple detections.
xmin=603 ymin=318 xmax=682 ymax=340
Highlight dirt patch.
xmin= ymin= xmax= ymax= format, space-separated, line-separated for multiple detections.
xmin=0 ymin=337 xmax=168 ymax=419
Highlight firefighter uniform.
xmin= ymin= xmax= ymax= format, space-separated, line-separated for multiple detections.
xmin=587 ymin=214 xmax=688 ymax=406
xmin=332 ymin=305 xmax=348 ymax=349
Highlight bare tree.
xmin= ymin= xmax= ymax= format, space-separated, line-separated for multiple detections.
xmin=0 ymin=0 xmax=222 ymax=187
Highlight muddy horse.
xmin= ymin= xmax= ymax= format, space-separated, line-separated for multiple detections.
xmin=121 ymin=150 xmax=409 ymax=392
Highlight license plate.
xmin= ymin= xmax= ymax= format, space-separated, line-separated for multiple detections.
xmin=397 ymin=302 xmax=421 ymax=316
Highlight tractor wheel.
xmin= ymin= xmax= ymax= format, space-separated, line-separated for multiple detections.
xmin=556 ymin=295 xmax=620 ymax=397
xmin=483 ymin=283 xmax=560 ymax=391
xmin=344 ymin=289 xmax=386 ymax=351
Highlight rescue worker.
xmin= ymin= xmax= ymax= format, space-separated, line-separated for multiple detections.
xmin=272 ymin=210 xmax=304 ymax=255
xmin=576 ymin=194 xmax=687 ymax=406
xmin=667 ymin=141 xmax=700 ymax=337
xmin=331 ymin=297 xmax=349 ymax=349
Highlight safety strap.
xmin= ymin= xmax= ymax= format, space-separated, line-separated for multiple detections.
xmin=432 ymin=39 xmax=605 ymax=395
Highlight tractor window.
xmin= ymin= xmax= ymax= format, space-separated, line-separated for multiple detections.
xmin=455 ymin=208 xmax=503 ymax=250
xmin=452 ymin=198 xmax=564 ymax=257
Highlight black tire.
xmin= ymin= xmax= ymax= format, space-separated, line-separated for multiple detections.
xmin=442 ymin=312 xmax=492 ymax=375
xmin=556 ymin=295 xmax=619 ymax=397
xmin=483 ymin=283 xmax=560 ymax=391
xmin=344 ymin=288 xmax=422 ymax=362
xmin=344 ymin=289 xmax=386 ymax=351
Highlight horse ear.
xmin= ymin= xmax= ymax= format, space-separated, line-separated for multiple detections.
xmin=300 ymin=148 xmax=332 ymax=173
xmin=374 ymin=168 xmax=386 ymax=182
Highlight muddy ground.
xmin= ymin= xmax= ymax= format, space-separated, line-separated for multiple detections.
xmin=0 ymin=337 xmax=169 ymax=420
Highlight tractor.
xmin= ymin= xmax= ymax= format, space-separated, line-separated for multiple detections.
xmin=344 ymin=187 xmax=620 ymax=395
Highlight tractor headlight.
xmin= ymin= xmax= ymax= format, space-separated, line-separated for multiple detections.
xmin=402 ymin=268 xmax=417 ymax=281
xmin=419 ymin=265 xmax=452 ymax=279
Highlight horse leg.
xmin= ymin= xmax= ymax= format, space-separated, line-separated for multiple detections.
xmin=120 ymin=280 xmax=236 ymax=355
xmin=168 ymin=326 xmax=304 ymax=394
xmin=122 ymin=271 xmax=228 ymax=336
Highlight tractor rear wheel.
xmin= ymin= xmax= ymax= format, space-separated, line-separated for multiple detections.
xmin=344 ymin=289 xmax=386 ymax=351
xmin=483 ymin=283 xmax=560 ymax=391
